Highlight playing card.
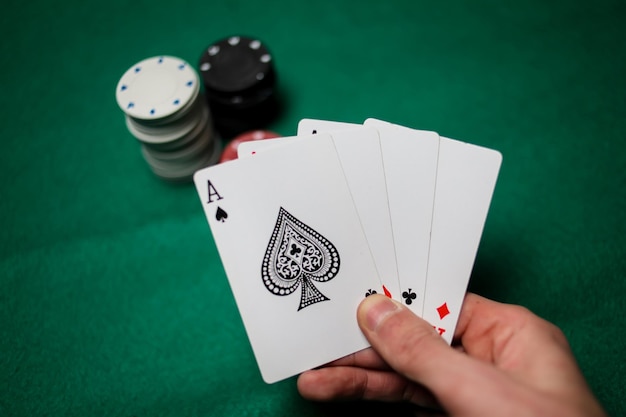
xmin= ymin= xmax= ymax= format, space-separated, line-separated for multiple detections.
xmin=421 ymin=136 xmax=502 ymax=344
xmin=363 ymin=119 xmax=440 ymax=316
xmin=297 ymin=118 xmax=358 ymax=135
xmin=239 ymin=128 xmax=401 ymax=300
xmin=193 ymin=134 xmax=381 ymax=384
xmin=236 ymin=135 xmax=304 ymax=157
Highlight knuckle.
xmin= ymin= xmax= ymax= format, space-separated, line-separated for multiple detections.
xmin=503 ymin=304 xmax=571 ymax=347
xmin=350 ymin=371 xmax=369 ymax=399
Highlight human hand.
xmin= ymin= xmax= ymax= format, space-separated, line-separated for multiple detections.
xmin=297 ymin=293 xmax=606 ymax=417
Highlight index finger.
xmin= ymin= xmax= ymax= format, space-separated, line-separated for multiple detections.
xmin=315 ymin=347 xmax=392 ymax=371
xmin=453 ymin=292 xmax=589 ymax=393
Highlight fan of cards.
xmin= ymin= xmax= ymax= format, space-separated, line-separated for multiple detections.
xmin=193 ymin=118 xmax=502 ymax=383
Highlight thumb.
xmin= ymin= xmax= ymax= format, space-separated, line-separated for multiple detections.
xmin=357 ymin=294 xmax=500 ymax=407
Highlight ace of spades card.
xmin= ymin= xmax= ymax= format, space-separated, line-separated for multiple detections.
xmin=238 ymin=127 xmax=401 ymax=300
xmin=193 ymin=134 xmax=382 ymax=384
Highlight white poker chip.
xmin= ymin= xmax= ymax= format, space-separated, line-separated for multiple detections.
xmin=116 ymin=56 xmax=200 ymax=120
xmin=140 ymin=110 xmax=214 ymax=163
xmin=130 ymin=86 xmax=201 ymax=127
xmin=145 ymin=135 xmax=222 ymax=182
xmin=125 ymin=100 xmax=209 ymax=145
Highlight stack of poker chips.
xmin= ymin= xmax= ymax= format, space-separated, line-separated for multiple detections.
xmin=198 ymin=36 xmax=280 ymax=139
xmin=115 ymin=55 xmax=221 ymax=182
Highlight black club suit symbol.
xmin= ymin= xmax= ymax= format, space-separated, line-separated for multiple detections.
xmin=365 ymin=289 xmax=378 ymax=297
xmin=402 ymin=289 xmax=417 ymax=305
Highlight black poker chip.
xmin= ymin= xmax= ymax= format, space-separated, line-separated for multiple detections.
xmin=199 ymin=35 xmax=275 ymax=95
xmin=198 ymin=35 xmax=280 ymax=138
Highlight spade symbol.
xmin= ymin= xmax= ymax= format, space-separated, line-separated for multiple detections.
xmin=215 ymin=206 xmax=228 ymax=222
xmin=261 ymin=207 xmax=340 ymax=311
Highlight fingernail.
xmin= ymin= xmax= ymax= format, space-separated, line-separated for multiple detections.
xmin=361 ymin=294 xmax=401 ymax=331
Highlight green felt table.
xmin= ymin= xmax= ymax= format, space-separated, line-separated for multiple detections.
xmin=1 ymin=0 xmax=625 ymax=415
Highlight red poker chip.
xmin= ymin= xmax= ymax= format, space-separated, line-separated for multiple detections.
xmin=219 ymin=129 xmax=281 ymax=163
